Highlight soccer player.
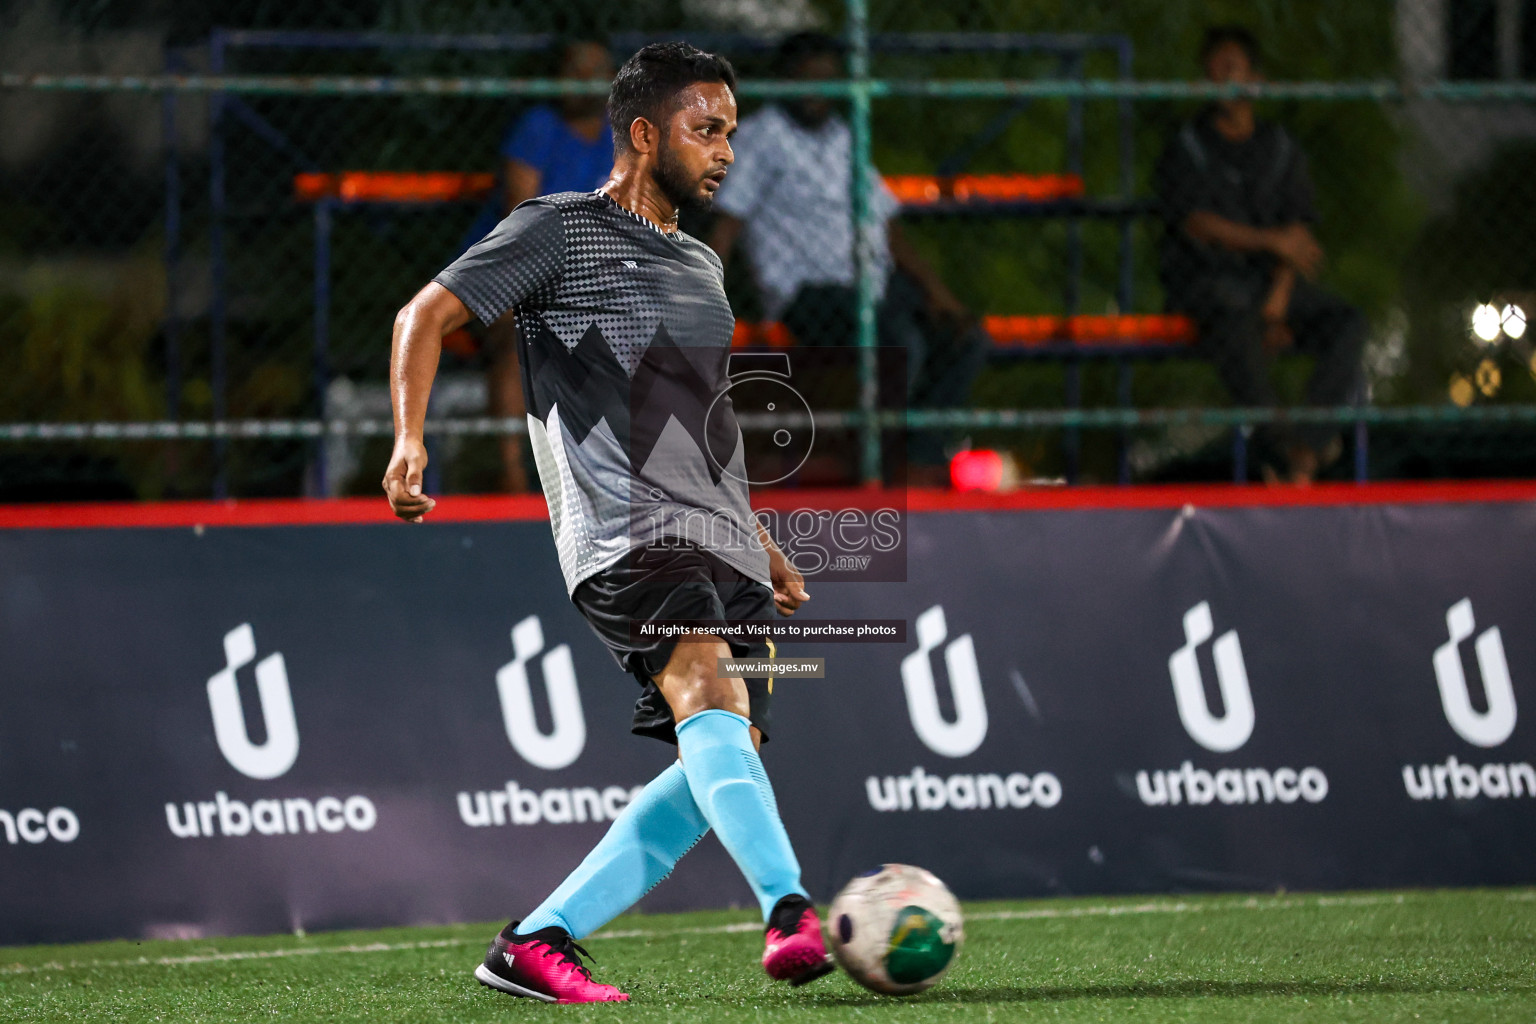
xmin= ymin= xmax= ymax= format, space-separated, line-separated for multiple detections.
xmin=383 ymin=42 xmax=833 ymax=1004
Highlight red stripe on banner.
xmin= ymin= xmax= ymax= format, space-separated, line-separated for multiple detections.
xmin=902 ymin=480 xmax=1536 ymax=513
xmin=0 ymin=480 xmax=1533 ymax=530
xmin=0 ymin=496 xmax=552 ymax=529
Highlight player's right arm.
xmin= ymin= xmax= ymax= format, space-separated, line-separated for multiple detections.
xmin=385 ymin=198 xmax=566 ymax=521
xmin=383 ymin=283 xmax=471 ymax=522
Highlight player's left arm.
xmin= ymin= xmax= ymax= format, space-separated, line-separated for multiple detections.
xmin=755 ymin=517 xmax=809 ymax=616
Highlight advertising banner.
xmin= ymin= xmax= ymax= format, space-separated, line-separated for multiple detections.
xmin=1 ymin=496 xmax=1533 ymax=944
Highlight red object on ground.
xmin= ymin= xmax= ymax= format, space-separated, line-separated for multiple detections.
xmin=950 ymin=450 xmax=1006 ymax=492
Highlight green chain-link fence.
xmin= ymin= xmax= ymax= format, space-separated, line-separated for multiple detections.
xmin=3 ymin=0 xmax=1535 ymax=499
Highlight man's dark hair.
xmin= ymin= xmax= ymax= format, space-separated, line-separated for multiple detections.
xmin=1199 ymin=25 xmax=1263 ymax=72
xmin=775 ymin=31 xmax=845 ymax=75
xmin=608 ymin=41 xmax=737 ymax=152
xmin=551 ymin=36 xmax=611 ymax=74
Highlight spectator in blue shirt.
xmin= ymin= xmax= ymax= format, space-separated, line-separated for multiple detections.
xmin=470 ymin=39 xmax=614 ymax=492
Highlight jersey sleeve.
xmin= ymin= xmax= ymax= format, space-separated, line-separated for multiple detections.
xmin=433 ymin=198 xmax=564 ymax=325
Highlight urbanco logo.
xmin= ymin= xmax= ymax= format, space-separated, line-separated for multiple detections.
xmin=1133 ymin=602 xmax=1327 ymax=808
xmin=0 ymin=806 xmax=79 ymax=845
xmin=171 ymin=624 xmax=376 ymax=839
xmin=1168 ymin=601 xmax=1254 ymax=753
xmin=497 ymin=616 xmax=585 ymax=771
xmin=874 ymin=606 xmax=1060 ymax=812
xmin=1432 ymin=599 xmax=1516 ymax=748
xmin=900 ymin=605 xmax=987 ymax=758
xmin=207 ymin=623 xmax=299 ymax=779
xmin=1401 ymin=599 xmax=1527 ymax=801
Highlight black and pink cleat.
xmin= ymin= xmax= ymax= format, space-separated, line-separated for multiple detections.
xmin=474 ymin=922 xmax=629 ymax=1004
xmin=762 ymin=894 xmax=837 ymax=986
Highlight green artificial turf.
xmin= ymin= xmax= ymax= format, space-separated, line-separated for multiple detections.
xmin=2 ymin=889 xmax=1532 ymax=1022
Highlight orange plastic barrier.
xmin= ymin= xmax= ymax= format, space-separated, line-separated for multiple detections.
xmin=732 ymin=315 xmax=1194 ymax=349
xmin=983 ymin=314 xmax=1196 ymax=347
xmin=883 ymin=173 xmax=1086 ymax=205
xmin=294 ymin=171 xmax=496 ymax=203
xmin=295 ymin=171 xmax=1086 ymax=207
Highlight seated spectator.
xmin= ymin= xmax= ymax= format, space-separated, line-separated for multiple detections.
xmin=462 ymin=39 xmax=615 ymax=492
xmin=1155 ymin=26 xmax=1366 ymax=484
xmin=707 ymin=31 xmax=987 ymax=487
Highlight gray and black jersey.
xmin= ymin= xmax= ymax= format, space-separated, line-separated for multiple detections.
xmin=434 ymin=191 xmax=769 ymax=594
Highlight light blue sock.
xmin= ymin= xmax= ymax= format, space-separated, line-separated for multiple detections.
xmin=674 ymin=708 xmax=808 ymax=921
xmin=519 ymin=760 xmax=709 ymax=939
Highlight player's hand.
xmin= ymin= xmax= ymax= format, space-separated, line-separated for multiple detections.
xmin=382 ymin=436 xmax=436 ymax=523
xmin=1269 ymin=224 xmax=1324 ymax=279
xmin=766 ymin=544 xmax=809 ymax=616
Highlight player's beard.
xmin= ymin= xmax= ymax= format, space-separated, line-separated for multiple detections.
xmin=654 ymin=137 xmax=712 ymax=214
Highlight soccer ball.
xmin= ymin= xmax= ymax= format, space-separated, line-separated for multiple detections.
xmin=826 ymin=863 xmax=964 ymax=996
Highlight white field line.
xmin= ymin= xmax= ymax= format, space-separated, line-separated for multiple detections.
xmin=0 ymin=891 xmax=1499 ymax=976
xmin=0 ymin=938 xmax=469 ymax=975
xmin=965 ymin=892 xmax=1407 ymax=922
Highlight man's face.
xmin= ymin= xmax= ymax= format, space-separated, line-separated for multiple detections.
xmin=787 ymin=52 xmax=840 ymax=129
xmin=1204 ymin=41 xmax=1258 ymax=87
xmin=653 ymin=81 xmax=737 ymax=213
xmin=559 ymin=42 xmax=614 ymax=121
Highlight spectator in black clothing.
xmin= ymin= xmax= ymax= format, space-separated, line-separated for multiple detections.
xmin=1155 ymin=26 xmax=1367 ymax=484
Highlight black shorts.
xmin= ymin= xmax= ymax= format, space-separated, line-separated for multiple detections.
xmin=571 ymin=543 xmax=776 ymax=745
